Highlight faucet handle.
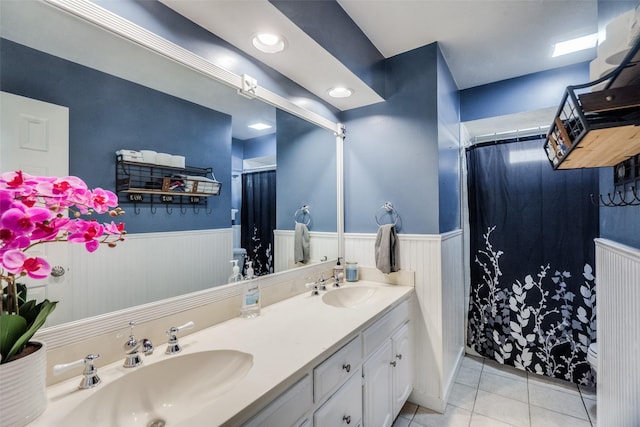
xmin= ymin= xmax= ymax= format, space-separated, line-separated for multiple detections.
xmin=165 ymin=321 xmax=195 ymax=355
xmin=305 ymin=281 xmax=319 ymax=295
xmin=53 ymin=354 xmax=101 ymax=389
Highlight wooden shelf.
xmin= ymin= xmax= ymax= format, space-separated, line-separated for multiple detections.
xmin=544 ymin=38 xmax=640 ymax=170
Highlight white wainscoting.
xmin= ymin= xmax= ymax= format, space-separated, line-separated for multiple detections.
xmin=345 ymin=230 xmax=465 ymax=412
xmin=595 ymin=238 xmax=640 ymax=427
xmin=47 ymin=229 xmax=232 ymax=326
xmin=273 ymin=229 xmax=338 ymax=272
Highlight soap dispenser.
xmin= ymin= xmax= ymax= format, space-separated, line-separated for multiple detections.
xmin=245 ymin=260 xmax=255 ymax=280
xmin=241 ymin=260 xmax=260 ymax=318
xmin=229 ymin=260 xmax=242 ymax=283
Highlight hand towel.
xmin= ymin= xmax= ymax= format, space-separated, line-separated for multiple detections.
xmin=375 ymin=224 xmax=400 ymax=274
xmin=294 ymin=222 xmax=310 ymax=264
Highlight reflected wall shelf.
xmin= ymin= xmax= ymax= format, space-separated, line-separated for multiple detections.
xmin=115 ymin=155 xmax=221 ymax=213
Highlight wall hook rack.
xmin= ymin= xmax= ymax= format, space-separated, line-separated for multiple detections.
xmin=591 ymin=187 xmax=640 ymax=207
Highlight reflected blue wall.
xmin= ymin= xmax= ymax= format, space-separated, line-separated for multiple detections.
xmin=276 ymin=110 xmax=337 ymax=232
xmin=1 ymin=39 xmax=231 ymax=233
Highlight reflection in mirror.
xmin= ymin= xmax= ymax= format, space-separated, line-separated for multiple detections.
xmin=0 ymin=0 xmax=338 ymax=328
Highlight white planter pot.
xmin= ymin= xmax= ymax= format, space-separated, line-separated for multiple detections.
xmin=0 ymin=341 xmax=47 ymax=427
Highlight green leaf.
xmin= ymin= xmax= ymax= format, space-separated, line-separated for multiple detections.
xmin=2 ymin=300 xmax=57 ymax=362
xmin=0 ymin=314 xmax=28 ymax=361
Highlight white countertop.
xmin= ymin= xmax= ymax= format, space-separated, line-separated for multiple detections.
xmin=30 ymin=281 xmax=413 ymax=426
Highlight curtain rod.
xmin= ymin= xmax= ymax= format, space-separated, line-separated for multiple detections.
xmin=465 ymin=133 xmax=547 ymax=151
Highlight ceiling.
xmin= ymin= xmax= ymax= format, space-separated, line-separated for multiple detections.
xmin=161 ymin=0 xmax=601 ymax=137
xmin=2 ymin=0 xmax=605 ymax=140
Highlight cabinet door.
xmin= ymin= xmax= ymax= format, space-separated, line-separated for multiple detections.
xmin=314 ymin=371 xmax=362 ymax=427
xmin=362 ymin=340 xmax=393 ymax=427
xmin=392 ymin=322 xmax=412 ymax=417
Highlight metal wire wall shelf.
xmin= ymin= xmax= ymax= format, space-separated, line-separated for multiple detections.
xmin=115 ymin=155 xmax=221 ymax=214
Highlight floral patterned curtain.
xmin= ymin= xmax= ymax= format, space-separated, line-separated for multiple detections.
xmin=466 ymin=138 xmax=599 ymax=386
xmin=241 ymin=170 xmax=276 ymax=276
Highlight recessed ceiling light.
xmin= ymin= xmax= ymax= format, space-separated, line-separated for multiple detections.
xmin=552 ymin=33 xmax=598 ymax=57
xmin=248 ymin=122 xmax=272 ymax=130
xmin=328 ymin=87 xmax=353 ymax=98
xmin=252 ymin=33 xmax=286 ymax=53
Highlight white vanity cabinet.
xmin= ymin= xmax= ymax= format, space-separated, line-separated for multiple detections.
xmin=242 ymin=375 xmax=312 ymax=427
xmin=362 ymin=300 xmax=411 ymax=427
xmin=241 ymin=296 xmax=412 ymax=427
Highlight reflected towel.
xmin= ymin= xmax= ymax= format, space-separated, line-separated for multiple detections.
xmin=375 ymin=224 xmax=400 ymax=274
xmin=294 ymin=222 xmax=310 ymax=264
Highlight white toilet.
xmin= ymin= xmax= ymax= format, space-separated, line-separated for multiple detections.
xmin=587 ymin=342 xmax=598 ymax=374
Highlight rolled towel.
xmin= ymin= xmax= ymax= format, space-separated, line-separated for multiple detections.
xmin=294 ymin=222 xmax=310 ymax=264
xmin=375 ymin=224 xmax=400 ymax=274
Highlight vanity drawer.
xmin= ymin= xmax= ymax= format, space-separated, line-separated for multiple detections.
xmin=363 ymin=299 xmax=410 ymax=356
xmin=243 ymin=374 xmax=312 ymax=427
xmin=314 ymin=370 xmax=362 ymax=427
xmin=314 ymin=335 xmax=362 ymax=403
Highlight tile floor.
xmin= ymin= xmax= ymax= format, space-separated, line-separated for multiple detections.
xmin=393 ymin=355 xmax=597 ymax=427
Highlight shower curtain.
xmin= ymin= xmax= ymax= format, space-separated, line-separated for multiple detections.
xmin=241 ymin=170 xmax=276 ymax=276
xmin=466 ymin=138 xmax=599 ymax=386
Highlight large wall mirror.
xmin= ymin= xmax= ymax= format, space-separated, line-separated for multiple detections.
xmin=1 ymin=0 xmax=341 ymax=329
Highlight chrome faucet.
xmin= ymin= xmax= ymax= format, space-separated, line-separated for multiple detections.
xmin=165 ymin=321 xmax=195 ymax=354
xmin=123 ymin=321 xmax=153 ymax=368
xmin=306 ymin=274 xmax=339 ymax=295
xmin=53 ymin=353 xmax=101 ymax=389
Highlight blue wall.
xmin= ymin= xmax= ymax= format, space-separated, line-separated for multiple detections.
xmin=437 ymin=47 xmax=462 ymax=233
xmin=598 ymin=168 xmax=640 ymax=249
xmin=342 ymin=43 xmax=442 ymax=234
xmin=276 ymin=110 xmax=337 ymax=232
xmin=1 ymin=39 xmax=231 ymax=233
xmin=460 ymin=62 xmax=591 ymax=122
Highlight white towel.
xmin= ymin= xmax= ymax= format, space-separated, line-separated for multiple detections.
xmin=294 ymin=222 xmax=310 ymax=264
xmin=375 ymin=224 xmax=400 ymax=274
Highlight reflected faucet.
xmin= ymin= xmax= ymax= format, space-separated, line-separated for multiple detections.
xmin=123 ymin=321 xmax=153 ymax=368
xmin=305 ymin=274 xmax=339 ymax=295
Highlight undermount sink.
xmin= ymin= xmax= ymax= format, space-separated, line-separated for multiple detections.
xmin=65 ymin=349 xmax=253 ymax=427
xmin=322 ymin=286 xmax=377 ymax=308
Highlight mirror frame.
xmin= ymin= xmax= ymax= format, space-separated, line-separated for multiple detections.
xmin=33 ymin=0 xmax=345 ymax=349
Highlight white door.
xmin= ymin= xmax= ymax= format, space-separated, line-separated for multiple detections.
xmin=363 ymin=340 xmax=393 ymax=427
xmin=0 ymin=91 xmax=70 ymax=325
xmin=392 ymin=322 xmax=412 ymax=417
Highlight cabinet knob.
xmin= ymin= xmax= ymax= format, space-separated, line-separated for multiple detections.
xmin=396 ymin=353 xmax=402 ymax=360
xmin=390 ymin=361 xmax=397 ymax=367
xmin=342 ymin=363 xmax=351 ymax=373
xmin=343 ymin=415 xmax=351 ymax=424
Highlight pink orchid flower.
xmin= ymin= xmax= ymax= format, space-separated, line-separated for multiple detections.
xmin=1 ymin=205 xmax=53 ymax=237
xmin=1 ymin=249 xmax=51 ymax=279
xmin=67 ymin=220 xmax=105 ymax=252
xmin=89 ymin=188 xmax=119 ymax=213
xmin=1 ymin=171 xmax=126 ymax=280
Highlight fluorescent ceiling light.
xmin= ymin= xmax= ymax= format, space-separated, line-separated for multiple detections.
xmin=552 ymin=33 xmax=598 ymax=57
xmin=328 ymin=87 xmax=353 ymax=98
xmin=248 ymin=122 xmax=272 ymax=130
xmin=252 ymin=33 xmax=286 ymax=53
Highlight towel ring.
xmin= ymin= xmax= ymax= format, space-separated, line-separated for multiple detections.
xmin=375 ymin=202 xmax=399 ymax=226
xmin=295 ymin=205 xmax=311 ymax=226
